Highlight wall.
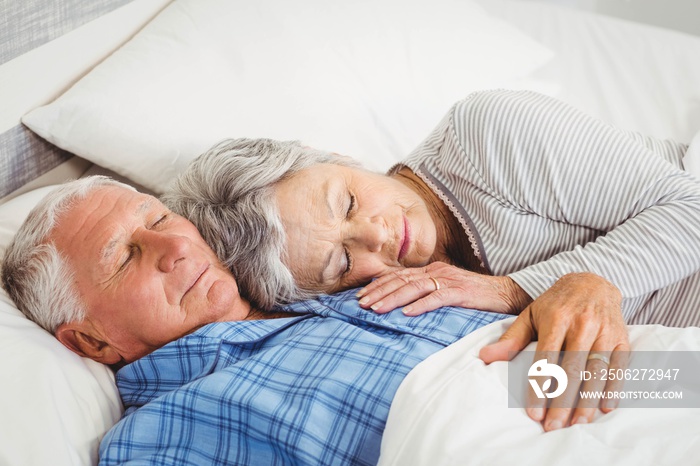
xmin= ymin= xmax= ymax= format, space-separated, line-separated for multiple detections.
xmin=520 ymin=0 xmax=700 ymax=36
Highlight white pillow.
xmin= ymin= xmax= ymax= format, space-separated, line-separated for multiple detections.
xmin=23 ymin=0 xmax=554 ymax=194
xmin=0 ymin=187 xmax=122 ymax=466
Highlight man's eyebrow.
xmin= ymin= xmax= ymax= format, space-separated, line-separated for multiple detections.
xmin=99 ymin=198 xmax=154 ymax=266
xmin=100 ymin=239 xmax=119 ymax=266
xmin=136 ymin=198 xmax=155 ymax=215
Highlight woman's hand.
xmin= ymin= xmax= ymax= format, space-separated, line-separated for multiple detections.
xmin=355 ymin=261 xmax=532 ymax=316
xmin=479 ymin=272 xmax=630 ymax=431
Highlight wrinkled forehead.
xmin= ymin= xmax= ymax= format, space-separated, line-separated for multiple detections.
xmin=72 ymin=184 xmax=155 ymax=219
xmin=50 ymin=185 xmax=158 ymax=249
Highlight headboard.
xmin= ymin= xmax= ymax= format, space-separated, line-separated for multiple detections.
xmin=0 ymin=0 xmax=171 ymax=200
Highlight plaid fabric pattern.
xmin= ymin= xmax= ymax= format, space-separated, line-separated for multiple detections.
xmin=100 ymin=289 xmax=508 ymax=465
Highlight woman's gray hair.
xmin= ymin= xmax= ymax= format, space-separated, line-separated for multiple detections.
xmin=1 ymin=176 xmax=136 ymax=334
xmin=162 ymin=138 xmax=359 ymax=310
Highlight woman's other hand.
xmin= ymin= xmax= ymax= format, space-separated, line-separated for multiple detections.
xmin=479 ymin=272 xmax=630 ymax=430
xmin=355 ymin=261 xmax=532 ymax=316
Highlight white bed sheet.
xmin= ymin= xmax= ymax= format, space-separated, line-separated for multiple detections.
xmin=482 ymin=0 xmax=700 ymax=144
xmin=379 ymin=317 xmax=700 ymax=466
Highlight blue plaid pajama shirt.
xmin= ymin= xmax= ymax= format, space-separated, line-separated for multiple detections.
xmin=99 ymin=289 xmax=509 ymax=465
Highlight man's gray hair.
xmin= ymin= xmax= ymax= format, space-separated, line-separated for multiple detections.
xmin=1 ymin=176 xmax=136 ymax=333
xmin=162 ymin=138 xmax=359 ymax=310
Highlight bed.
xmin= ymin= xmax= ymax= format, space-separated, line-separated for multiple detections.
xmin=1 ymin=0 xmax=700 ymax=465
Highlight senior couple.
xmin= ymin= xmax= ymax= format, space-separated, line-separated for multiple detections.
xmin=4 ymin=90 xmax=700 ymax=465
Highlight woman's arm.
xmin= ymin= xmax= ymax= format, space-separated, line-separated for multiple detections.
xmin=465 ymin=91 xmax=700 ymax=307
xmin=360 ymin=90 xmax=700 ymax=315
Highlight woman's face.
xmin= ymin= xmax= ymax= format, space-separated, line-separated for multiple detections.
xmin=274 ymin=163 xmax=438 ymax=293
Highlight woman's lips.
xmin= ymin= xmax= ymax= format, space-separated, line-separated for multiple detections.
xmin=398 ymin=215 xmax=410 ymax=261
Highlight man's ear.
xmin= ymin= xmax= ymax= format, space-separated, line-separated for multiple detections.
xmin=56 ymin=323 xmax=122 ymax=365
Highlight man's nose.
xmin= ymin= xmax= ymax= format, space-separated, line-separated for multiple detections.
xmin=136 ymin=228 xmax=190 ymax=273
xmin=349 ymin=217 xmax=388 ymax=253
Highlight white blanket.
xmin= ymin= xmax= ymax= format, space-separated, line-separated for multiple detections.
xmin=379 ymin=317 xmax=700 ymax=466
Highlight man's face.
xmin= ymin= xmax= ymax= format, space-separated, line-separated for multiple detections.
xmin=52 ymin=185 xmax=249 ymax=364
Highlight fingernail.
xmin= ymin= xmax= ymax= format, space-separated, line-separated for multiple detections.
xmin=359 ymin=297 xmax=369 ymax=306
xmin=356 ymin=288 xmax=366 ymax=298
xmin=546 ymin=420 xmax=562 ymax=431
xmin=402 ymin=306 xmax=413 ymax=316
xmin=528 ymin=407 xmax=544 ymax=421
xmin=573 ymin=416 xmax=588 ymax=425
xmin=370 ymin=301 xmax=383 ymax=311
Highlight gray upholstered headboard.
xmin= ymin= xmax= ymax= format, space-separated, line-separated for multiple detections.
xmin=0 ymin=0 xmax=167 ymax=199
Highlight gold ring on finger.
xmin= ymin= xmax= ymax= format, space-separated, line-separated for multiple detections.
xmin=429 ymin=276 xmax=440 ymax=291
xmin=587 ymin=353 xmax=610 ymax=365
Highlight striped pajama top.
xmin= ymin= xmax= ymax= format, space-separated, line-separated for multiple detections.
xmin=393 ymin=90 xmax=700 ymax=327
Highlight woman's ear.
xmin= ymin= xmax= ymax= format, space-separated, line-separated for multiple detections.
xmin=55 ymin=323 xmax=122 ymax=365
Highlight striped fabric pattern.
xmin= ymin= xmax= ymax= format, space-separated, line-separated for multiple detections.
xmin=0 ymin=0 xmax=132 ymax=66
xmin=399 ymin=90 xmax=700 ymax=328
xmin=100 ymin=288 xmax=509 ymax=465
xmin=0 ymin=125 xmax=71 ymax=196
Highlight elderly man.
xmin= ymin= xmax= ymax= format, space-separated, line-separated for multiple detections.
xmin=2 ymin=176 xmax=518 ymax=465
xmin=2 ymin=177 xmax=260 ymax=366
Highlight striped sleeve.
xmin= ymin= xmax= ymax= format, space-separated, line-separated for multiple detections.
xmin=453 ymin=91 xmax=700 ymax=305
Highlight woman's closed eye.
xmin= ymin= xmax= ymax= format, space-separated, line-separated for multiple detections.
xmin=342 ymin=247 xmax=353 ymax=276
xmin=342 ymin=193 xmax=357 ymax=276
xmin=347 ymin=193 xmax=356 ymax=218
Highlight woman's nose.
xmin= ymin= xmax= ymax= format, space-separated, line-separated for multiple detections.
xmin=136 ymin=228 xmax=190 ymax=273
xmin=349 ymin=217 xmax=388 ymax=253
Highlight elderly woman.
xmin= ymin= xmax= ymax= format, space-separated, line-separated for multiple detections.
xmin=163 ymin=90 xmax=700 ymax=427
